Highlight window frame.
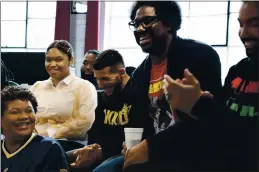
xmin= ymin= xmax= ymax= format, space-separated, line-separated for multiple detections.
xmin=1 ymin=1 xmax=56 ymax=49
xmin=180 ymin=1 xmax=231 ymax=47
xmin=1 ymin=21 xmax=27 ymax=48
xmin=103 ymin=1 xmax=241 ymax=49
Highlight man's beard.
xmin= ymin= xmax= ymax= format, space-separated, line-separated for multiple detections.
xmin=246 ymin=47 xmax=259 ymax=60
xmin=81 ymin=70 xmax=97 ymax=87
xmin=103 ymin=83 xmax=122 ymax=101
xmin=241 ymin=38 xmax=259 ymax=59
xmin=134 ymin=30 xmax=168 ymax=56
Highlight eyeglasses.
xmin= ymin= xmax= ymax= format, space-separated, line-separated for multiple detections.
xmin=128 ymin=16 xmax=159 ymax=32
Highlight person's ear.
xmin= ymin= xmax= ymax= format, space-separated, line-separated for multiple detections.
xmin=69 ymin=56 xmax=74 ymax=66
xmin=118 ymin=68 xmax=126 ymax=76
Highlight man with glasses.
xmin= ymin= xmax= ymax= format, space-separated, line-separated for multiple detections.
xmin=81 ymin=50 xmax=100 ymax=89
xmin=122 ymin=1 xmax=223 ymax=171
xmin=92 ymin=1 xmax=222 ymax=172
xmin=69 ymin=49 xmax=134 ymax=172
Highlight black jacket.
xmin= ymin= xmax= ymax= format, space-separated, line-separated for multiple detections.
xmin=129 ymin=37 xmax=222 ymax=139
xmin=192 ymin=57 xmax=258 ymax=170
xmin=146 ymin=57 xmax=258 ymax=171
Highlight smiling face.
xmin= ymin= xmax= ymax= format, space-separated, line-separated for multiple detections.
xmin=45 ymin=48 xmax=73 ymax=81
xmin=81 ymin=53 xmax=98 ymax=76
xmin=133 ymin=6 xmax=171 ymax=55
xmin=1 ymin=100 xmax=36 ymax=140
xmin=238 ymin=2 xmax=259 ymax=58
xmin=94 ymin=66 xmax=122 ymax=96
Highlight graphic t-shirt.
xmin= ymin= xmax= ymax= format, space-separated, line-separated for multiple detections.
xmin=222 ymin=58 xmax=258 ymax=137
xmin=221 ymin=57 xmax=258 ymax=170
xmin=87 ymin=80 xmax=132 ymax=160
xmin=226 ymin=77 xmax=258 ymax=117
xmin=149 ymin=60 xmax=176 ymax=134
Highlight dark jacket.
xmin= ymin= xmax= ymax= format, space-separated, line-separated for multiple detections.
xmin=192 ymin=57 xmax=258 ymax=170
xmin=129 ymin=37 xmax=222 ymax=139
xmin=146 ymin=57 xmax=258 ymax=171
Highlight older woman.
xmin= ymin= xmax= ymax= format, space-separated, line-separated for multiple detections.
xmin=30 ymin=40 xmax=97 ymax=141
xmin=1 ymin=86 xmax=69 ymax=172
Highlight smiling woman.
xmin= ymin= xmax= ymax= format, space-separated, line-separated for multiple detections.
xmin=30 ymin=40 xmax=97 ymax=144
xmin=1 ymin=86 xmax=69 ymax=172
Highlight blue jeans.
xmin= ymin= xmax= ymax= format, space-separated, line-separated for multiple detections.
xmin=93 ymin=156 xmax=124 ymax=172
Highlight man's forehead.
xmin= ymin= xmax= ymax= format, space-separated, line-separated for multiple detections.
xmin=84 ymin=58 xmax=94 ymax=62
xmin=94 ymin=66 xmax=111 ymax=75
xmin=239 ymin=2 xmax=259 ymax=18
xmin=84 ymin=53 xmax=97 ymax=61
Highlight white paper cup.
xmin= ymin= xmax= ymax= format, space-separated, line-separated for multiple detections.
xmin=124 ymin=128 xmax=143 ymax=149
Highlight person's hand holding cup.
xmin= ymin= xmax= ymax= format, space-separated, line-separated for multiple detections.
xmin=122 ymin=141 xmax=127 ymax=156
xmin=123 ymin=128 xmax=144 ymax=156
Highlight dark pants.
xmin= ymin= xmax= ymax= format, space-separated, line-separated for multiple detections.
xmin=69 ymin=163 xmax=101 ymax=172
xmin=92 ymin=156 xmax=162 ymax=172
xmin=67 ymin=149 xmax=123 ymax=172
xmin=124 ymin=164 xmax=158 ymax=172
xmin=93 ymin=156 xmax=124 ymax=172
xmin=92 ymin=155 xmax=183 ymax=172
xmin=68 ymin=154 xmax=171 ymax=172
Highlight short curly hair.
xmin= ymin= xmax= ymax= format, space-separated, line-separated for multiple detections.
xmin=130 ymin=1 xmax=182 ymax=33
xmin=1 ymin=86 xmax=38 ymax=116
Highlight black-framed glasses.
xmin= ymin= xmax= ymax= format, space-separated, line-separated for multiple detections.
xmin=128 ymin=16 xmax=159 ymax=32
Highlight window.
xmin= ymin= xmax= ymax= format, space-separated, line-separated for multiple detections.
xmin=103 ymin=2 xmax=136 ymax=49
xmin=103 ymin=1 xmax=144 ymax=68
xmin=103 ymin=1 xmax=247 ymax=83
xmin=110 ymin=2 xmax=133 ymax=17
xmin=227 ymin=47 xmax=246 ymax=69
xmin=117 ymin=48 xmax=147 ymax=67
xmin=189 ymin=2 xmax=228 ymax=16
xmin=1 ymin=2 xmax=27 ymax=48
xmin=1 ymin=2 xmax=56 ymax=49
xmin=228 ymin=13 xmax=243 ymax=46
xmin=177 ymin=17 xmax=189 ymax=38
xmin=230 ymin=2 xmax=243 ymax=13
xmin=28 ymin=2 xmax=56 ymax=19
xmin=1 ymin=21 xmax=26 ymax=47
xmin=188 ymin=15 xmax=227 ymax=45
xmin=104 ymin=2 xmax=230 ymax=48
xmin=177 ymin=2 xmax=189 ymax=17
xmin=178 ymin=2 xmax=229 ymax=46
xmin=1 ymin=2 xmax=27 ymax=20
xmin=27 ymin=19 xmax=56 ymax=49
xmin=108 ymin=17 xmax=137 ymax=48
